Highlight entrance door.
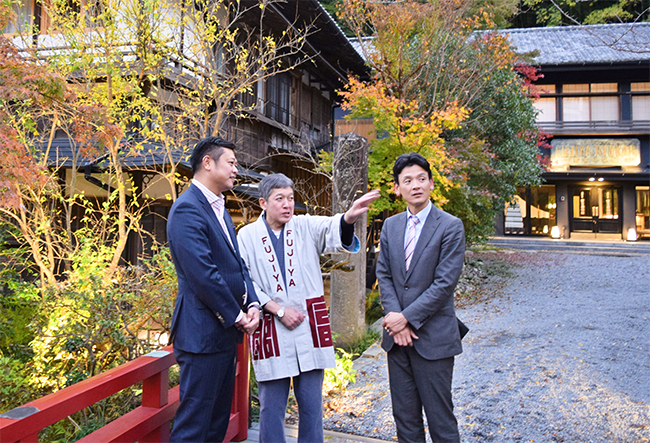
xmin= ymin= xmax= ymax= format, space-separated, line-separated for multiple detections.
xmin=571 ymin=187 xmax=621 ymax=234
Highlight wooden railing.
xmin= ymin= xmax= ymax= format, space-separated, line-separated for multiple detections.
xmin=0 ymin=344 xmax=250 ymax=443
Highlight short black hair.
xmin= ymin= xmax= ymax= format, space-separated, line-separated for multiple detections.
xmin=189 ymin=137 xmax=236 ymax=174
xmin=393 ymin=153 xmax=432 ymax=183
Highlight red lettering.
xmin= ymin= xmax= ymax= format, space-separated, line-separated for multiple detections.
xmin=264 ymin=246 xmax=272 ymax=254
xmin=287 ymin=250 xmax=294 ymax=257
xmin=286 ymin=239 xmax=294 ymax=247
xmin=262 ymin=236 xmax=269 ymax=244
xmin=268 ymin=255 xmax=275 ymax=263
xmin=276 ymin=284 xmax=283 ymax=292
xmin=286 ymin=230 xmax=292 ymax=236
xmin=273 ymin=274 xmax=279 ymax=282
xmin=272 ymin=264 xmax=277 ymax=273
xmin=289 ymin=279 xmax=296 ymax=287
xmin=250 ymin=313 xmax=280 ymax=360
xmin=288 ymin=268 xmax=295 ymax=276
xmin=306 ymin=296 xmax=332 ymax=348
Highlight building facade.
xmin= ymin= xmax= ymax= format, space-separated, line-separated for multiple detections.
xmin=2 ymin=0 xmax=367 ymax=265
xmin=502 ymin=23 xmax=650 ymax=240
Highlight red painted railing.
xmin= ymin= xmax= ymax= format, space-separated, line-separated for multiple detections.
xmin=0 ymin=344 xmax=250 ymax=443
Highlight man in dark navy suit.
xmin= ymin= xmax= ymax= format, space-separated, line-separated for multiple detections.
xmin=167 ymin=137 xmax=260 ymax=442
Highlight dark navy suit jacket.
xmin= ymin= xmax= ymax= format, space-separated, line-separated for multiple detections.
xmin=167 ymin=183 xmax=258 ymax=353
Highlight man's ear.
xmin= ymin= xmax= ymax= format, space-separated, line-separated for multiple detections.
xmin=394 ymin=182 xmax=401 ymax=197
xmin=259 ymin=198 xmax=267 ymax=211
xmin=202 ymin=155 xmax=212 ymax=170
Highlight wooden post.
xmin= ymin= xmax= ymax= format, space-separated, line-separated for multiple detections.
xmin=140 ymin=369 xmax=170 ymax=443
xmin=330 ymin=133 xmax=369 ymax=346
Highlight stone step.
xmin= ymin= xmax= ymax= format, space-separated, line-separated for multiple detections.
xmin=488 ymin=237 xmax=650 ymax=255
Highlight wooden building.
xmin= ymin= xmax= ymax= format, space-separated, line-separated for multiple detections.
xmin=2 ymin=0 xmax=367 ymax=263
xmin=501 ymin=23 xmax=650 ymax=240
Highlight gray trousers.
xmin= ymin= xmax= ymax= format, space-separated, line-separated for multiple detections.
xmin=258 ymin=369 xmax=324 ymax=443
xmin=387 ymin=346 xmax=459 ymax=443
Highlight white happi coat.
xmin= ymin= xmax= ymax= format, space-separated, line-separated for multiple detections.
xmin=237 ymin=212 xmax=359 ymax=382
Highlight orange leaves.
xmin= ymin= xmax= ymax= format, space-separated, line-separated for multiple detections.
xmin=0 ymin=126 xmax=49 ymax=209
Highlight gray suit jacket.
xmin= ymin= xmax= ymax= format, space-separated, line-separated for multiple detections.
xmin=376 ymin=203 xmax=465 ymax=360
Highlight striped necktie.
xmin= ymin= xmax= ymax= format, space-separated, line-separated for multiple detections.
xmin=212 ymin=196 xmax=233 ymax=247
xmin=405 ymin=215 xmax=419 ymax=270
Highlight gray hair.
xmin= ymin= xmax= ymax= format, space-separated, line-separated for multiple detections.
xmin=258 ymin=173 xmax=294 ymax=201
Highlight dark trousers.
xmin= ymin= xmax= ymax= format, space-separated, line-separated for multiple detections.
xmin=387 ymin=346 xmax=459 ymax=443
xmin=258 ymin=369 xmax=324 ymax=443
xmin=170 ymin=346 xmax=238 ymax=443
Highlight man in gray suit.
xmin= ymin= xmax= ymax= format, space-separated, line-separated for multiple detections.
xmin=376 ymin=153 xmax=465 ymax=442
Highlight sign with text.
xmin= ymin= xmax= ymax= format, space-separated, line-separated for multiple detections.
xmin=550 ymin=139 xmax=640 ymax=170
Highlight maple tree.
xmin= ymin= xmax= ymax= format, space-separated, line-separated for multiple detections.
xmin=0 ymin=0 xmax=317 ymax=432
xmin=337 ymin=0 xmax=542 ymax=242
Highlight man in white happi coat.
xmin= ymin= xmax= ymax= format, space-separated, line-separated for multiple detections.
xmin=238 ymin=173 xmax=379 ymax=443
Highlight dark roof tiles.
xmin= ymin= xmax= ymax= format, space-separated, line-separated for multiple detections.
xmin=501 ymin=23 xmax=650 ymax=65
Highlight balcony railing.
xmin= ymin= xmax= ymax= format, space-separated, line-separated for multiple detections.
xmin=538 ymin=120 xmax=650 ymax=135
xmin=0 ymin=344 xmax=250 ymax=443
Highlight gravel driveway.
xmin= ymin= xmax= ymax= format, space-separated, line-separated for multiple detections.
xmin=322 ymin=251 xmax=650 ymax=442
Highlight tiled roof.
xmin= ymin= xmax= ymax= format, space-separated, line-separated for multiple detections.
xmin=501 ymin=23 xmax=650 ymax=65
xmin=38 ymin=138 xmax=263 ymax=180
xmin=39 ymin=139 xmax=190 ymax=170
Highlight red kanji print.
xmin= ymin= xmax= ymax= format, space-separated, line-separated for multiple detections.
xmin=251 ymin=312 xmax=280 ymax=360
xmin=307 ymin=296 xmax=333 ymax=348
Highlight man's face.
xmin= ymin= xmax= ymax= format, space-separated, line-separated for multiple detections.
xmin=394 ymin=164 xmax=434 ymax=209
xmin=260 ymin=187 xmax=295 ymax=229
xmin=204 ymin=148 xmax=238 ymax=194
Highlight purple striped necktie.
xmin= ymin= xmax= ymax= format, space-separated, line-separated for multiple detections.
xmin=405 ymin=215 xmax=419 ymax=270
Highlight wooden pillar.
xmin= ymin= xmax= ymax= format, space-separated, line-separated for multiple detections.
xmin=330 ymin=133 xmax=369 ymax=346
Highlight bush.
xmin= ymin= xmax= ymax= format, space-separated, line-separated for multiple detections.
xmin=0 ymin=245 xmax=177 ymax=441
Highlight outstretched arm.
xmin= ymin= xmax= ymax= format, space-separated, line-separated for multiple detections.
xmin=343 ymin=189 xmax=380 ymax=224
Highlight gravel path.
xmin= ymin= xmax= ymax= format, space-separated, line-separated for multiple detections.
xmin=321 ymin=251 xmax=650 ymax=442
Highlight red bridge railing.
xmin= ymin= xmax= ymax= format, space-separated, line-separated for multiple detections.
xmin=0 ymin=344 xmax=250 ymax=443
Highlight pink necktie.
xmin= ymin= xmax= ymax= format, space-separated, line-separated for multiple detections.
xmin=212 ymin=196 xmax=233 ymax=247
xmin=405 ymin=215 xmax=419 ymax=270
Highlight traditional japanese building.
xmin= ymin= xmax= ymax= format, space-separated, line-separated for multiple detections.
xmin=501 ymin=23 xmax=650 ymax=240
xmin=2 ymin=0 xmax=367 ymax=263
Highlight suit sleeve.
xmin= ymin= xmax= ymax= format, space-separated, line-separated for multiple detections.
xmin=168 ymin=201 xmax=243 ymax=328
xmin=402 ymin=217 xmax=465 ymax=330
xmin=376 ymin=219 xmax=403 ymax=314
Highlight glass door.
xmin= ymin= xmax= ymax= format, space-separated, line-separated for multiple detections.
xmin=596 ymin=187 xmax=620 ymax=233
xmin=572 ymin=188 xmax=595 ymax=232
xmin=571 ymin=187 xmax=621 ymax=234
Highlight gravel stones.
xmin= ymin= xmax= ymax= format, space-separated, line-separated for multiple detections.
xmin=322 ymin=251 xmax=650 ymax=442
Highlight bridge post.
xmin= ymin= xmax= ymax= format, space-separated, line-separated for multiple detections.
xmin=140 ymin=368 xmax=170 ymax=442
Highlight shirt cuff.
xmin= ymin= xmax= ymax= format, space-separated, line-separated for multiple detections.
xmin=235 ymin=310 xmax=244 ymax=323
xmin=340 ymin=216 xmax=355 ymax=248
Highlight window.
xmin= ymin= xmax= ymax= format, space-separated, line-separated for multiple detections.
xmin=637 ymin=186 xmax=650 ymax=234
xmin=266 ymin=73 xmax=292 ymax=126
xmin=562 ymin=83 xmax=619 ymax=122
xmin=2 ymin=0 xmax=35 ymax=34
xmin=534 ymin=97 xmax=556 ymax=122
xmin=631 ymin=82 xmax=650 ymax=121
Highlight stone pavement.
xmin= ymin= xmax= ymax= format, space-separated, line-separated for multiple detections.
xmin=243 ymin=422 xmax=390 ymax=443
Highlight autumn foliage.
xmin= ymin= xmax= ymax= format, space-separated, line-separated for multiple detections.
xmin=338 ymin=0 xmax=542 ymax=242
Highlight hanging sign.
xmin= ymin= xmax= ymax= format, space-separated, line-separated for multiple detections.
xmin=550 ymin=139 xmax=640 ymax=171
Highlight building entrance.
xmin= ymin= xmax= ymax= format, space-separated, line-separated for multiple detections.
xmin=570 ymin=186 xmax=622 ymax=234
